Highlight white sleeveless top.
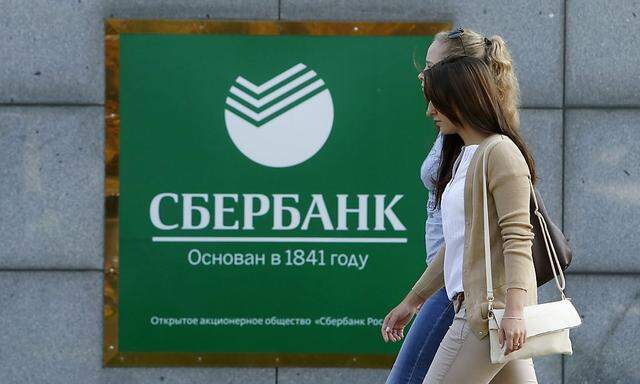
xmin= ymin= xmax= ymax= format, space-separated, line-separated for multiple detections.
xmin=441 ymin=144 xmax=478 ymax=300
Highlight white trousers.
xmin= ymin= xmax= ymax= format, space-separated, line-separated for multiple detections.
xmin=422 ymin=301 xmax=538 ymax=384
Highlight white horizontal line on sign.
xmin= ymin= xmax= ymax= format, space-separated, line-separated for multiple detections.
xmin=235 ymin=63 xmax=307 ymax=94
xmin=230 ymin=70 xmax=318 ymax=108
xmin=225 ymin=79 xmax=325 ymax=122
xmin=151 ymin=236 xmax=408 ymax=244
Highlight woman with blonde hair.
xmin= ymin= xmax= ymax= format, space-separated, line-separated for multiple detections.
xmin=383 ymin=28 xmax=538 ymax=383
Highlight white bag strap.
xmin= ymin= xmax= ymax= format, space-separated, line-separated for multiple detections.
xmin=481 ymin=139 xmax=567 ymax=315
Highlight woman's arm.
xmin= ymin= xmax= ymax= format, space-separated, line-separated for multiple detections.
xmin=488 ymin=140 xmax=536 ymax=354
xmin=488 ymin=140 xmax=535 ymax=294
xmin=380 ymin=243 xmax=445 ymax=343
xmin=410 ymin=242 xmax=446 ymax=303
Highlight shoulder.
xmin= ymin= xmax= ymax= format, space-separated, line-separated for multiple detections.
xmin=486 ymin=135 xmax=529 ymax=176
xmin=429 ymin=131 xmax=444 ymax=156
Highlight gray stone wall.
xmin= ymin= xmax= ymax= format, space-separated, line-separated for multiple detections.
xmin=1 ymin=1 xmax=637 ymax=383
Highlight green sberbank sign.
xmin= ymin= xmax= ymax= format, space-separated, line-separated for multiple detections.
xmin=103 ymin=19 xmax=448 ymax=367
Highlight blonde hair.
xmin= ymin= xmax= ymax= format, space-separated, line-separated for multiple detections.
xmin=433 ymin=29 xmax=521 ymax=131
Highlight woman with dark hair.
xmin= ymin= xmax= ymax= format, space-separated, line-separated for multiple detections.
xmin=383 ymin=55 xmax=539 ymax=383
xmin=384 ymin=28 xmax=531 ymax=384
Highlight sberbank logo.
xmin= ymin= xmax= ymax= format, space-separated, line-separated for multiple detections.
xmin=224 ymin=63 xmax=334 ymax=168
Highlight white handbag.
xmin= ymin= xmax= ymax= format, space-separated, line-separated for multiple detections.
xmin=481 ymin=140 xmax=582 ymax=364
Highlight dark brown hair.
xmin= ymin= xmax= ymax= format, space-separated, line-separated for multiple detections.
xmin=421 ymin=55 xmax=537 ymax=209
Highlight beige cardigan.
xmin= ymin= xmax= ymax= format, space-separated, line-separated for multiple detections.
xmin=411 ymin=133 xmax=537 ymax=340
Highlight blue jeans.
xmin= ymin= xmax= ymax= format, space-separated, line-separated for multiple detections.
xmin=385 ymin=286 xmax=454 ymax=384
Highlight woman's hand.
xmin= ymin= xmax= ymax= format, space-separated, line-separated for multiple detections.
xmin=499 ymin=316 xmax=527 ymax=355
xmin=381 ymin=291 xmax=423 ymax=343
xmin=499 ymin=287 xmax=528 ymax=355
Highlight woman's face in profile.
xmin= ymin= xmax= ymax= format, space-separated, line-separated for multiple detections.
xmin=419 ymin=40 xmax=458 ymax=135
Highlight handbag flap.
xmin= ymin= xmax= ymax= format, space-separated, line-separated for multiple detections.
xmin=488 ymin=299 xmax=582 ymax=337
